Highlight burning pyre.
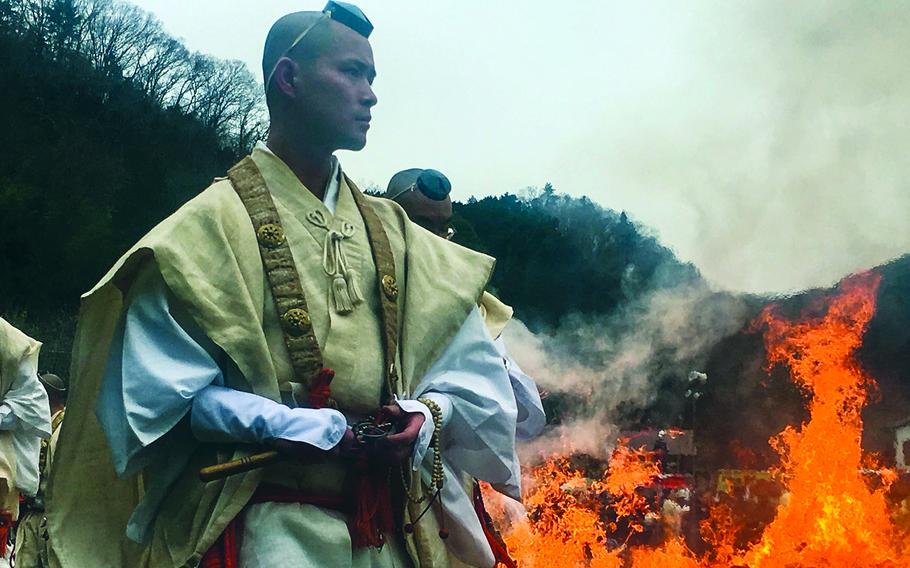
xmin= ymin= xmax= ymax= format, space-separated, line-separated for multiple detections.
xmin=485 ymin=271 xmax=910 ymax=567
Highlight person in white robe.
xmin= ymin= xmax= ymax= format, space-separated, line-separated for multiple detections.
xmin=0 ymin=318 xmax=51 ymax=566
xmin=384 ymin=167 xmax=547 ymax=444
xmin=96 ymin=158 xmax=519 ymax=566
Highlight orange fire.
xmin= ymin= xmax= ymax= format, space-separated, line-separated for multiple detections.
xmin=740 ymin=271 xmax=906 ymax=567
xmin=482 ymin=457 xmax=623 ymax=568
xmin=486 ymin=271 xmax=907 ymax=567
xmin=595 ymin=442 xmax=661 ymax=533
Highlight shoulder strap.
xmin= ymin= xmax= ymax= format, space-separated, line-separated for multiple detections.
xmin=227 ymin=157 xmax=324 ymax=387
xmin=348 ymin=179 xmax=401 ymax=401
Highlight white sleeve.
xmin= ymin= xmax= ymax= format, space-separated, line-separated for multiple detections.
xmin=2 ymin=352 xmax=51 ymax=496
xmin=191 ymin=385 xmax=346 ymax=450
xmin=0 ymin=403 xmax=16 ymax=430
xmin=96 ymin=264 xmax=223 ymax=476
xmin=405 ymin=307 xmax=520 ymax=568
xmin=411 ymin=308 xmax=518 ymax=483
xmin=96 ymin=264 xmax=345 ymax=477
xmin=495 ymin=337 xmax=546 ymax=440
xmin=2 ymin=365 xmax=51 ymax=438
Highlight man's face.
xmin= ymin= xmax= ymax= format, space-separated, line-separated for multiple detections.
xmin=400 ymin=194 xmax=454 ymax=238
xmin=292 ymin=21 xmax=378 ymax=151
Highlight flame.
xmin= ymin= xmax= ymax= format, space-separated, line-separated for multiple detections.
xmin=482 ymin=457 xmax=623 ymax=568
xmin=740 ymin=271 xmax=906 ymax=567
xmin=487 ymin=271 xmax=907 ymax=567
xmin=596 ymin=441 xmax=662 ymax=531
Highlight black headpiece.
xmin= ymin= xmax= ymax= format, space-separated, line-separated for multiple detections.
xmin=324 ymin=1 xmax=373 ymax=38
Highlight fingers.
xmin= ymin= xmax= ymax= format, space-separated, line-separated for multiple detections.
xmin=383 ymin=412 xmax=424 ymax=445
xmin=380 ymin=412 xmax=426 ymax=462
xmin=378 ymin=404 xmax=403 ymax=422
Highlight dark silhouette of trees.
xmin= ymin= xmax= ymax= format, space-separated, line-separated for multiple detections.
xmin=0 ymin=0 xmax=266 ymax=318
xmin=3 ymin=0 xmax=266 ymax=148
xmin=453 ymin=190 xmax=700 ymax=327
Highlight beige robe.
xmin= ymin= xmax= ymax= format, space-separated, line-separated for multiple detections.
xmin=0 ymin=318 xmax=43 ymax=520
xmin=47 ymin=148 xmax=496 ymax=568
xmin=14 ymin=409 xmax=64 ymax=568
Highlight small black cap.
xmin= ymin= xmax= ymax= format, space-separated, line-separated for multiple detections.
xmin=38 ymin=372 xmax=67 ymax=393
xmin=324 ymin=1 xmax=373 ymax=38
xmin=416 ymin=170 xmax=452 ymax=201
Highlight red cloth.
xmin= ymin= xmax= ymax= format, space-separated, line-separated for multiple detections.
xmin=199 ymin=514 xmax=241 ymax=568
xmin=473 ymin=483 xmax=517 ymax=568
xmin=350 ymin=457 xmax=394 ymax=549
xmin=0 ymin=511 xmax=12 ymax=558
xmin=199 ymin=484 xmax=348 ymax=568
xmin=308 ymin=368 xmax=335 ymax=409
xmin=310 ymin=369 xmax=392 ymax=549
xmin=250 ymin=485 xmax=346 ymax=510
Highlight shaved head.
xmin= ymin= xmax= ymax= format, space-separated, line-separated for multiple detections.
xmin=386 ymin=168 xmax=423 ymax=198
xmin=386 ymin=169 xmax=454 ymax=238
xmin=262 ymin=12 xmax=332 ymax=101
xmin=263 ymin=10 xmax=377 ymax=153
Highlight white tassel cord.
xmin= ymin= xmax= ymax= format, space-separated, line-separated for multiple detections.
xmin=306 ymin=210 xmax=364 ymax=314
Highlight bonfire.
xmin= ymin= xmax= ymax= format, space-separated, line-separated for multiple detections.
xmin=485 ymin=272 xmax=910 ymax=567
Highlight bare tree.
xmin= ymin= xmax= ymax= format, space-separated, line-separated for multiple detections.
xmin=5 ymin=0 xmax=267 ymax=151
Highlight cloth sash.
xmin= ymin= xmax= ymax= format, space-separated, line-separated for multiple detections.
xmin=199 ymin=483 xmax=351 ymax=568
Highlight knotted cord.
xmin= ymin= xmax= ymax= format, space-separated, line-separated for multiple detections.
xmin=306 ymin=210 xmax=364 ymax=314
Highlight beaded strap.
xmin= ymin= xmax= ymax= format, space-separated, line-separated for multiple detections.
xmin=228 ymin=157 xmax=324 ymax=389
xmin=349 ymin=179 xmax=401 ymax=401
xmin=401 ymin=397 xmax=445 ymax=504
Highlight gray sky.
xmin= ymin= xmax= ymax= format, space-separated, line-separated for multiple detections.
xmin=130 ymin=0 xmax=910 ymax=295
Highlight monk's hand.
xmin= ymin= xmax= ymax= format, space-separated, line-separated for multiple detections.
xmin=334 ymin=427 xmax=360 ymax=458
xmin=377 ymin=403 xmax=426 ymax=463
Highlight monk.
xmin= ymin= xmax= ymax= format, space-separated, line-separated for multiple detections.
xmin=13 ymin=372 xmax=65 ymax=568
xmin=0 ymin=318 xmax=51 ymax=567
xmin=47 ymin=3 xmax=520 ymax=567
xmin=385 ymin=168 xmax=546 ymax=443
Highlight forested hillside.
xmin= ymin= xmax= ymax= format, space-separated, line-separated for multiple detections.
xmin=455 ymin=188 xmax=701 ymax=328
xmin=0 ymin=0 xmax=264 ymax=318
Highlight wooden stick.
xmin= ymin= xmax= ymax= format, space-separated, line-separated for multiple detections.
xmin=198 ymin=450 xmax=282 ymax=482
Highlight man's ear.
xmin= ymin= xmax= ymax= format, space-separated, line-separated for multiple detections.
xmin=274 ymin=57 xmax=300 ymax=99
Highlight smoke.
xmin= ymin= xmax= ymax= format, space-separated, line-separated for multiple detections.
xmin=503 ymin=278 xmax=752 ymax=461
xmin=562 ymin=1 xmax=910 ymax=294
xmin=495 ymin=0 xmax=910 ymax=467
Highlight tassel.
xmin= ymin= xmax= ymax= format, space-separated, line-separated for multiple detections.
xmin=308 ymin=368 xmax=335 ymax=409
xmin=332 ymin=274 xmax=354 ymax=314
xmin=345 ymin=270 xmax=364 ymax=306
xmin=350 ymin=459 xmax=394 ymax=548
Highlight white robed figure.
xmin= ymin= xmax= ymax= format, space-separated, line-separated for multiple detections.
xmin=0 ymin=318 xmax=51 ymax=566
